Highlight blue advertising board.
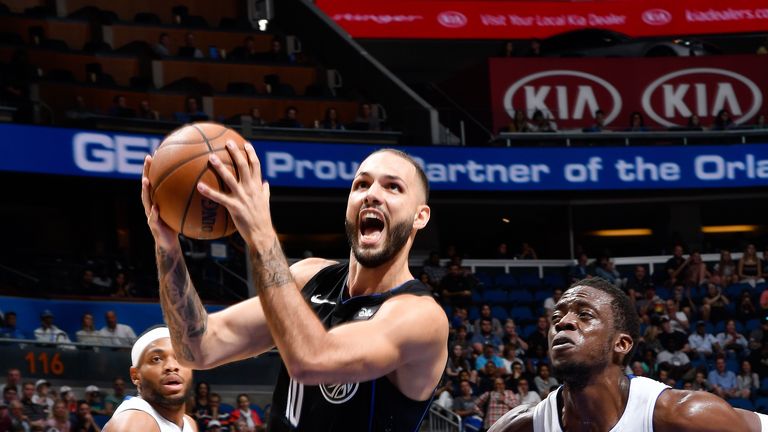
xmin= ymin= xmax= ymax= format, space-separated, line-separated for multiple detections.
xmin=2 ymin=123 xmax=768 ymax=191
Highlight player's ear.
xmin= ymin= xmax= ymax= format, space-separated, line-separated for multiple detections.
xmin=614 ymin=332 xmax=633 ymax=358
xmin=413 ymin=205 xmax=430 ymax=230
xmin=129 ymin=367 xmax=140 ymax=387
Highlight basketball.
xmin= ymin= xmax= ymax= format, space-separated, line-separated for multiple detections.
xmin=148 ymin=122 xmax=248 ymax=240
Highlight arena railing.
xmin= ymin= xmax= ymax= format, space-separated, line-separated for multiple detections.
xmin=494 ymin=129 xmax=768 ymax=147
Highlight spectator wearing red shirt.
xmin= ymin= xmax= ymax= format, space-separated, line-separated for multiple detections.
xmin=228 ymin=394 xmax=263 ymax=431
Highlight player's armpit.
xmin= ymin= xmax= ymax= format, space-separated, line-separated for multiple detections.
xmin=487 ymin=404 xmax=535 ymax=432
xmin=653 ymin=389 xmax=755 ymax=432
xmin=103 ymin=411 xmax=160 ymax=432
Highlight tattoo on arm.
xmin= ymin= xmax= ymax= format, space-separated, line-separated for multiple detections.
xmin=156 ymin=245 xmax=208 ymax=362
xmin=252 ymin=238 xmax=294 ymax=293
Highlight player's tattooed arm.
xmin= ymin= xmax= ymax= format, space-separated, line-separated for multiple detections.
xmin=156 ymin=244 xmax=208 ymax=363
xmin=251 ymin=238 xmax=294 ymax=292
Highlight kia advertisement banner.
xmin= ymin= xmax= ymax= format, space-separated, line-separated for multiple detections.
xmin=2 ymin=124 xmax=768 ymax=191
xmin=489 ymin=55 xmax=767 ymax=132
xmin=316 ymin=0 xmax=768 ymax=39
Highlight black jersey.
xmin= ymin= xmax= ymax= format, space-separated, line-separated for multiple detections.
xmin=269 ymin=263 xmax=436 ymax=432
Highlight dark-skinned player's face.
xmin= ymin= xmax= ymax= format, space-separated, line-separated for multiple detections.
xmin=549 ymin=286 xmax=620 ymax=377
xmin=131 ymin=338 xmax=193 ymax=408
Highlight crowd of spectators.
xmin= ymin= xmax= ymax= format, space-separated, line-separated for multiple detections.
xmin=427 ymin=242 xmax=768 ymax=430
xmin=0 ymin=368 xmax=266 ymax=432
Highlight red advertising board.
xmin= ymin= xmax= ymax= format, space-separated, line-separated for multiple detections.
xmin=488 ymin=55 xmax=768 ymax=131
xmin=316 ymin=0 xmax=768 ymax=40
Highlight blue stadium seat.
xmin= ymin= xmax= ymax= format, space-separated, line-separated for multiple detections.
xmin=714 ymin=321 xmax=726 ymax=334
xmin=655 ymin=287 xmax=670 ymax=299
xmin=522 ymin=323 xmax=538 ymax=338
xmin=704 ymin=322 xmax=715 ymax=335
xmin=726 ymin=283 xmax=752 ymax=298
xmin=220 ymin=403 xmax=235 ymax=414
xmin=533 ymin=290 xmax=551 ymax=303
xmin=494 ymin=273 xmax=517 ymax=289
xmin=755 ymin=397 xmax=768 ymax=413
xmin=728 ymin=398 xmax=755 ymax=411
xmin=483 ymin=290 xmax=509 ymax=305
xmin=726 ymin=358 xmax=740 ymax=374
xmin=510 ymin=306 xmax=535 ymax=323
xmin=508 ymin=290 xmax=534 ymax=305
xmin=468 ymin=306 xmax=480 ymax=321
xmin=475 ymin=272 xmax=493 ymax=289
xmin=517 ymin=274 xmax=542 ymax=289
xmin=491 ymin=306 xmax=509 ymax=321
xmin=93 ymin=415 xmax=109 ymax=428
xmin=746 ymin=318 xmax=762 ymax=332
xmin=734 ymin=320 xmax=745 ymax=334
xmin=760 ymin=377 xmax=768 ymax=392
xmin=542 ymin=274 xmax=566 ymax=288
xmin=471 ymin=291 xmax=483 ymax=304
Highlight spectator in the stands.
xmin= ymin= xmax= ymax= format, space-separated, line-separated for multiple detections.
xmin=684 ymin=250 xmax=711 ymax=287
xmin=500 ymin=109 xmax=531 ymax=133
xmin=191 ymin=382 xmax=212 ymax=422
xmin=230 ymin=36 xmax=261 ymax=61
xmin=77 ymin=269 xmax=98 ymax=294
xmin=516 ymin=378 xmax=541 ymax=406
xmin=473 ymin=304 xmax=503 ymax=338
xmin=247 ymin=107 xmax=267 ymax=127
xmin=475 ymin=343 xmax=505 ymax=372
xmin=658 ymin=315 xmax=689 ymax=358
xmin=0 ymin=369 xmax=21 ymax=397
xmin=104 ymin=377 xmax=126 ymax=416
xmin=263 ymin=37 xmax=291 ymax=63
xmin=452 ymin=380 xmax=480 ymax=429
xmin=595 ymin=256 xmax=624 ymax=288
xmin=534 ymin=364 xmax=558 ymax=399
xmin=475 ymin=377 xmax=519 ymax=430
xmin=471 ymin=319 xmax=503 ymax=354
xmin=664 ymin=298 xmax=690 ymax=334
xmin=447 ymin=344 xmax=474 ymax=385
xmin=636 ymin=286 xmax=663 ymax=324
xmin=525 ymin=39 xmax=542 ymax=57
xmin=526 ymin=316 xmax=550 ymax=356
xmin=178 ymin=32 xmax=204 ymax=59
xmin=34 ymin=310 xmax=74 ymax=346
xmin=568 ymin=253 xmax=591 ymax=283
xmin=198 ymin=393 xmax=231 ymax=431
xmin=754 ymin=114 xmax=766 ymax=129
xmin=71 ymin=399 xmax=101 ymax=432
xmin=708 ymin=355 xmax=738 ymax=399
xmin=153 ymin=33 xmax=171 ymax=57
xmin=175 ymin=97 xmax=209 ymax=123
xmin=20 ymin=381 xmax=46 ymax=425
xmin=500 ymin=40 xmax=516 ymax=57
xmin=84 ymin=385 xmax=107 ymax=416
xmin=736 ymin=360 xmax=759 ymax=399
xmin=319 ymin=107 xmax=345 ymax=130
xmin=717 ymin=319 xmax=749 ymax=358
xmin=9 ymin=400 xmax=39 ymax=432
xmin=701 ymin=282 xmax=730 ymax=323
xmin=664 ymin=245 xmax=688 ymax=287
xmin=0 ymin=312 xmax=24 ymax=340
xmin=2 ymin=387 xmax=17 ymax=411
xmin=107 ymin=95 xmax=136 ymax=118
xmin=542 ymin=288 xmax=562 ymax=319
xmin=351 ymin=103 xmax=381 ymax=131
xmin=736 ymin=291 xmax=758 ymax=323
xmin=46 ymin=400 xmax=71 ymax=432
xmin=625 ymin=265 xmax=652 ymax=302
xmin=527 ymin=110 xmax=557 ymax=132
xmin=516 ymin=242 xmax=538 ymax=260
xmin=271 ymin=106 xmax=303 ymax=128
xmin=31 ymin=379 xmax=53 ymax=416
xmin=440 ymin=263 xmax=476 ymax=308
xmin=422 ymin=252 xmax=447 ymax=284
xmin=110 ymin=271 xmax=135 ymax=298
xmin=138 ymin=100 xmax=160 ymax=121
xmin=626 ymin=111 xmax=649 ymax=132
xmin=494 ymin=242 xmax=511 ymax=259
xmin=715 ymin=249 xmax=738 ymax=286
xmin=689 ymin=320 xmax=721 ymax=359
xmin=738 ymin=243 xmax=765 ymax=287
xmin=749 ymin=315 xmax=768 ymax=352
xmin=691 ymin=369 xmax=712 ymax=392
xmin=682 ymin=114 xmax=704 ymax=131
xmin=98 ymin=311 xmax=136 ymax=348
xmin=656 ymin=336 xmax=692 ymax=381
xmin=583 ymin=109 xmax=606 ymax=132
xmin=76 ymin=313 xmax=102 ymax=348
xmin=758 ymin=37 xmax=768 ymax=54
xmin=228 ymin=394 xmax=263 ymax=431
xmin=711 ymin=109 xmax=735 ymax=130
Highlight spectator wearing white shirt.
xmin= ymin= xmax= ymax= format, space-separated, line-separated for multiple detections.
xmin=31 ymin=379 xmax=54 ymax=416
xmin=542 ymin=288 xmax=563 ymax=319
xmin=664 ymin=299 xmax=690 ymax=334
xmin=76 ymin=313 xmax=103 ymax=349
xmin=33 ymin=310 xmax=74 ymax=348
xmin=516 ymin=378 xmax=541 ymax=406
xmin=716 ymin=319 xmax=749 ymax=358
xmin=688 ymin=320 xmax=721 ymax=359
xmin=98 ymin=311 xmax=136 ymax=347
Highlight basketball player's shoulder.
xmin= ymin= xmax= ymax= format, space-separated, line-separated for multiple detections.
xmin=653 ymin=389 xmax=754 ymax=432
xmin=184 ymin=413 xmax=199 ymax=432
xmin=104 ymin=408 xmax=160 ymax=432
xmin=289 ymin=258 xmax=339 ymax=288
xmin=487 ymin=403 xmax=535 ymax=432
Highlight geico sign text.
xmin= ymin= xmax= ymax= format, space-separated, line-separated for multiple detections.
xmin=73 ymin=132 xmax=161 ymax=175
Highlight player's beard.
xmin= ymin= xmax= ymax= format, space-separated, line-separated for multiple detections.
xmin=551 ymin=339 xmax=613 ymax=391
xmin=139 ymin=377 xmax=191 ymax=409
xmin=345 ymin=216 xmax=412 ymax=268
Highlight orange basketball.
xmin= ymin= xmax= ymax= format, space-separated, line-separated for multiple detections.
xmin=148 ymin=122 xmax=248 ymax=240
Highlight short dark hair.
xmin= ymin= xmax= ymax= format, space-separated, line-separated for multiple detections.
xmin=369 ymin=148 xmax=430 ymax=203
xmin=567 ymin=276 xmax=640 ymax=366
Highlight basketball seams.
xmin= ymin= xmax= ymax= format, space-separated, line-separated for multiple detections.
xmin=151 ymin=148 xmax=233 ymax=201
xmin=159 ymin=123 xmax=228 ymax=146
xmin=179 ymin=165 xmax=213 ymax=239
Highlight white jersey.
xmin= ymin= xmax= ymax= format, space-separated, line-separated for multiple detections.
xmin=112 ymin=396 xmax=194 ymax=432
xmin=532 ymin=376 xmax=669 ymax=432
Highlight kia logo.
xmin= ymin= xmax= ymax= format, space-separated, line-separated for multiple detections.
xmin=437 ymin=11 xmax=467 ymax=28
xmin=641 ymin=68 xmax=763 ymax=127
xmin=642 ymin=9 xmax=672 ymax=26
xmin=502 ymin=70 xmax=623 ymax=126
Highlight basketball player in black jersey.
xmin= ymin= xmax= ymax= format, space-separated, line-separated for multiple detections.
xmin=141 ymin=146 xmax=449 ymax=431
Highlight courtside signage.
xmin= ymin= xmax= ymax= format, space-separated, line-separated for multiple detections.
xmin=0 ymin=124 xmax=767 ymax=191
xmin=490 ymin=56 xmax=768 ymax=131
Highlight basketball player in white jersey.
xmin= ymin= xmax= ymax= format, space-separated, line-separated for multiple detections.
xmin=103 ymin=327 xmax=197 ymax=432
xmin=489 ymin=277 xmax=768 ymax=432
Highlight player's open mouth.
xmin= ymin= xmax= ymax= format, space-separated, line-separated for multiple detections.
xmin=551 ymin=336 xmax=574 ymax=350
xmin=161 ymin=375 xmax=184 ymax=391
xmin=359 ymin=209 xmax=385 ymax=245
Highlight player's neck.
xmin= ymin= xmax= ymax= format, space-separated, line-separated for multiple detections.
xmin=150 ymin=402 xmax=185 ymax=429
xmin=347 ymin=250 xmax=413 ymax=297
xmin=561 ymin=371 xmax=629 ymax=432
